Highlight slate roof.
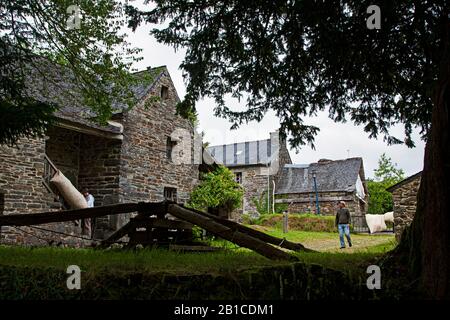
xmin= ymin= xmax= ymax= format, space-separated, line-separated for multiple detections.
xmin=23 ymin=57 xmax=166 ymax=134
xmin=276 ymin=158 xmax=365 ymax=194
xmin=386 ymin=171 xmax=422 ymax=193
xmin=207 ymin=139 xmax=274 ymax=167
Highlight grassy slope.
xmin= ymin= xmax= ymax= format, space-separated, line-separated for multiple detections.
xmin=0 ymin=229 xmax=396 ymax=276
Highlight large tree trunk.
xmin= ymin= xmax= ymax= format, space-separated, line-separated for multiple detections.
xmin=400 ymin=15 xmax=450 ymax=299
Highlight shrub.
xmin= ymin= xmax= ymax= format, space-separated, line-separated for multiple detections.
xmin=248 ymin=213 xmax=337 ymax=233
xmin=187 ymin=166 xmax=243 ymax=211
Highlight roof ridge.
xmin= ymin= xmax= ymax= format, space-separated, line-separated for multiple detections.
xmin=208 ymin=138 xmax=270 ymax=148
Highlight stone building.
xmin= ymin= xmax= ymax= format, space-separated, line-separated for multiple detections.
xmin=275 ymin=158 xmax=368 ymax=217
xmin=0 ymin=62 xmax=200 ymax=245
xmin=387 ymin=172 xmax=421 ymax=241
xmin=206 ymin=131 xmax=292 ymax=217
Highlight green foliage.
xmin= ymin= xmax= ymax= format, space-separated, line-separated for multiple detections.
xmin=126 ymin=1 xmax=446 ymax=149
xmin=367 ymin=180 xmax=394 ymax=214
xmin=368 ymin=154 xmax=405 ymax=214
xmin=251 ymin=191 xmax=270 ymax=215
xmin=248 ymin=213 xmax=337 ymax=233
xmin=1 ymin=0 xmax=141 ymax=145
xmin=373 ymin=153 xmax=406 ymax=185
xmin=187 ymin=166 xmax=243 ymax=211
xmin=251 ymin=185 xmax=287 ymax=215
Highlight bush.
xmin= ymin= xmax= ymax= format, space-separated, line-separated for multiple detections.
xmin=251 ymin=191 xmax=288 ymax=215
xmin=247 ymin=213 xmax=337 ymax=233
xmin=187 ymin=166 xmax=243 ymax=211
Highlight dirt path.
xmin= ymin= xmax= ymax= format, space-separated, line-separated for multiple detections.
xmin=302 ymin=233 xmax=395 ymax=252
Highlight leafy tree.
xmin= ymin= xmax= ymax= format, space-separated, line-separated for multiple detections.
xmin=374 ymin=153 xmax=406 ymax=185
xmin=368 ymin=153 xmax=405 ymax=214
xmin=367 ymin=181 xmax=393 ymax=214
xmin=129 ymin=1 xmax=450 ymax=298
xmin=0 ymin=0 xmax=141 ymax=146
xmin=187 ymin=166 xmax=243 ymax=212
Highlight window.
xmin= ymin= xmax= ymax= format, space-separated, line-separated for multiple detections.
xmin=0 ymin=192 xmax=4 ymax=238
xmin=166 ymin=136 xmax=173 ymax=161
xmin=164 ymin=187 xmax=177 ymax=202
xmin=161 ymin=86 xmax=169 ymax=100
xmin=235 ymin=172 xmax=242 ymax=184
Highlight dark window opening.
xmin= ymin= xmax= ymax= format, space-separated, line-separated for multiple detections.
xmin=164 ymin=187 xmax=177 ymax=202
xmin=235 ymin=172 xmax=242 ymax=184
xmin=0 ymin=192 xmax=4 ymax=239
xmin=359 ymin=199 xmax=366 ymax=213
xmin=161 ymin=86 xmax=169 ymax=100
xmin=0 ymin=192 xmax=4 ymax=215
xmin=166 ymin=137 xmax=173 ymax=161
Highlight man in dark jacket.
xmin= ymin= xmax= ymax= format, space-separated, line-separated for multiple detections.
xmin=335 ymin=201 xmax=352 ymax=249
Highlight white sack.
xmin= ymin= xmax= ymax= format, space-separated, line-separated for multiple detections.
xmin=365 ymin=214 xmax=387 ymax=233
xmin=384 ymin=211 xmax=394 ymax=223
xmin=50 ymin=170 xmax=87 ymax=209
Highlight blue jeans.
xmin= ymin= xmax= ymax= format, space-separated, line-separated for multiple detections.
xmin=338 ymin=224 xmax=352 ymax=248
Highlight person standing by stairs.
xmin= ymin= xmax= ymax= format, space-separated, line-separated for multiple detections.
xmin=82 ymin=189 xmax=94 ymax=238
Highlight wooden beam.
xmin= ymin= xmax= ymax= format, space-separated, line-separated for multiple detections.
xmin=0 ymin=202 xmax=153 ymax=227
xmin=167 ymin=204 xmax=298 ymax=261
xmin=131 ymin=217 xmax=193 ymax=230
xmin=183 ymin=205 xmax=311 ymax=252
xmin=56 ymin=120 xmax=123 ymax=140
xmin=169 ymin=244 xmax=222 ymax=252
xmin=99 ymin=220 xmax=137 ymax=247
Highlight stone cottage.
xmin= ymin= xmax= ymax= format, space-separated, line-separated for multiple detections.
xmin=206 ymin=131 xmax=292 ymax=217
xmin=0 ymin=61 xmax=200 ymax=245
xmin=274 ymin=158 xmax=368 ymax=217
xmin=387 ymin=172 xmax=421 ymax=241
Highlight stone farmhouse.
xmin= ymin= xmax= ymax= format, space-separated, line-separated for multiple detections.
xmin=207 ymin=131 xmax=292 ymax=217
xmin=207 ymin=134 xmax=368 ymax=221
xmin=0 ymin=60 xmax=200 ymax=245
xmin=275 ymin=158 xmax=368 ymax=218
xmin=387 ymin=171 xmax=421 ymax=241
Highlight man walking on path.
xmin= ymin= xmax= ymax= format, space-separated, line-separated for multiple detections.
xmin=335 ymin=201 xmax=352 ymax=249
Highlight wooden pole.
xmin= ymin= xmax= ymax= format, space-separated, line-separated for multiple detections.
xmin=283 ymin=212 xmax=289 ymax=234
xmin=179 ymin=205 xmax=311 ymax=252
xmin=0 ymin=202 xmax=152 ymax=227
xmin=167 ymin=204 xmax=298 ymax=261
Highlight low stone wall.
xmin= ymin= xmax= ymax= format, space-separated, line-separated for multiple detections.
xmin=390 ymin=174 xmax=421 ymax=241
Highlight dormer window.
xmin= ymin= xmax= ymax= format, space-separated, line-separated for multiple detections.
xmin=161 ymin=86 xmax=169 ymax=100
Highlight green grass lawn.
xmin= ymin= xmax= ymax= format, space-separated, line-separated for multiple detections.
xmin=0 ymin=227 xmax=396 ymax=276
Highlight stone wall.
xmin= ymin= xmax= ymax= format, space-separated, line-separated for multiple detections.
xmin=0 ymin=68 xmax=200 ymax=245
xmin=0 ymin=135 xmax=86 ymax=246
xmin=45 ymin=127 xmax=81 ymax=187
xmin=276 ymin=191 xmax=362 ymax=216
xmin=228 ymin=133 xmax=292 ymax=219
xmin=0 ymin=137 xmax=51 ymax=216
xmin=273 ymin=132 xmax=292 ymax=184
xmin=230 ymin=166 xmax=269 ymax=217
xmin=78 ymin=135 xmax=122 ymax=238
xmin=391 ymin=174 xmax=421 ymax=241
xmin=118 ymin=69 xmax=199 ymax=225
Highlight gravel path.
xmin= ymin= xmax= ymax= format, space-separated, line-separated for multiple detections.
xmin=302 ymin=233 xmax=395 ymax=252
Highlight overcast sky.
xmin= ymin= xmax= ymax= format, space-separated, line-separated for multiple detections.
xmin=125 ymin=14 xmax=426 ymax=179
